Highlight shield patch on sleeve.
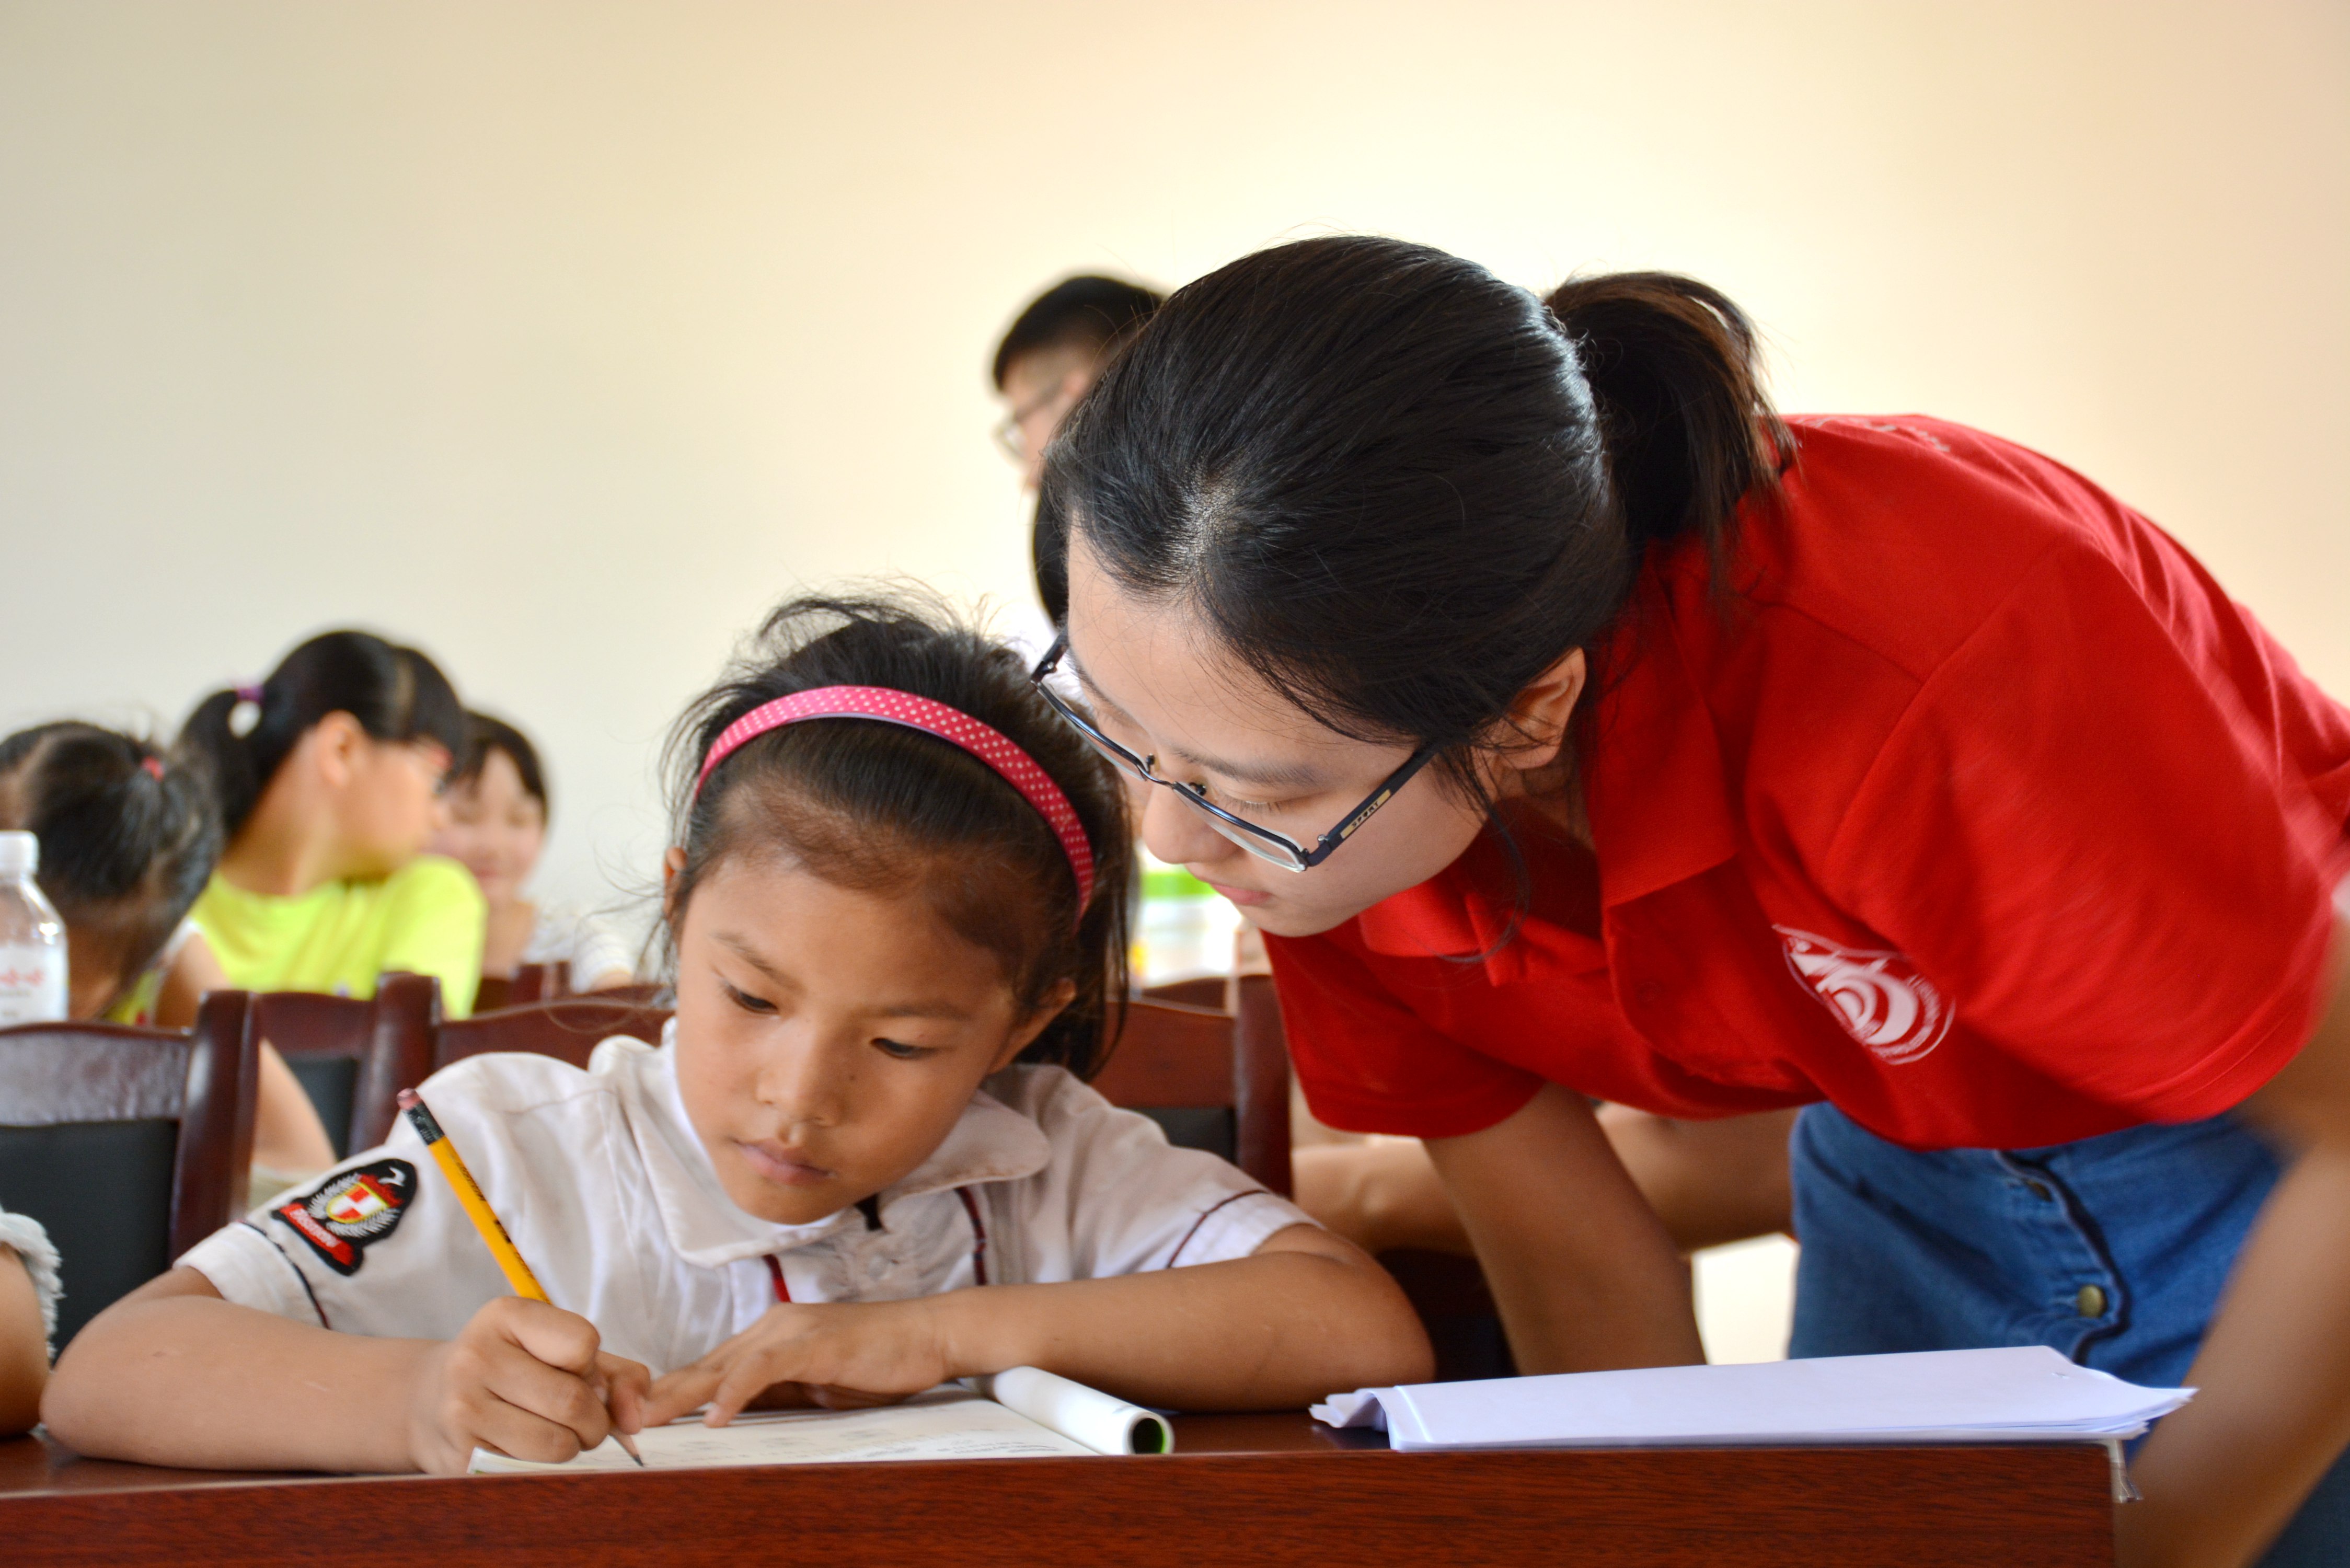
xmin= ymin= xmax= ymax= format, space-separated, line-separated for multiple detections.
xmin=272 ymin=1159 xmax=418 ymax=1276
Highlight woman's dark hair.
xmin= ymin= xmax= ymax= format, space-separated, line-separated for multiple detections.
xmin=179 ymin=630 xmax=466 ymax=838
xmin=992 ymin=275 xmax=1164 ymax=390
xmin=451 ymin=712 xmax=549 ymax=820
xmin=1036 ymin=235 xmax=1787 ymax=798
xmin=0 ymin=722 xmax=224 ymax=997
xmin=664 ymin=593 xmax=1130 ymax=1077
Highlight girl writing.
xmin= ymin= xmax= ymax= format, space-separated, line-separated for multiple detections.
xmin=177 ymin=630 xmax=488 ymax=1019
xmin=0 ymin=721 xmax=335 ymax=1182
xmin=1032 ymin=236 xmax=2350 ymax=1568
xmin=43 ymin=596 xmax=1429 ymax=1471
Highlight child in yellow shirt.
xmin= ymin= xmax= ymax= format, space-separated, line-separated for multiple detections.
xmin=178 ymin=630 xmax=487 ymax=1018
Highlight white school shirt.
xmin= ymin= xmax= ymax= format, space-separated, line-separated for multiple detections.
xmin=518 ymin=902 xmax=637 ymax=991
xmin=178 ymin=1030 xmax=1309 ymax=1375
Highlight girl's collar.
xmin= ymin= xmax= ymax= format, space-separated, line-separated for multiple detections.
xmin=610 ymin=1024 xmax=1052 ymax=1271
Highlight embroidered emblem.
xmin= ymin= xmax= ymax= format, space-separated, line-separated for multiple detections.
xmin=272 ymin=1159 xmax=417 ymax=1276
xmin=1775 ymin=927 xmax=1952 ymax=1065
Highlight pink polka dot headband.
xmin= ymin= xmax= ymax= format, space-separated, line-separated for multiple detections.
xmin=693 ymin=686 xmax=1096 ymax=920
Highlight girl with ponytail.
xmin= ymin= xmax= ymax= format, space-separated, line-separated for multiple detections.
xmin=1036 ymin=235 xmax=2350 ymax=1567
xmin=178 ymin=629 xmax=487 ymax=1019
xmin=0 ymin=721 xmax=336 ymax=1188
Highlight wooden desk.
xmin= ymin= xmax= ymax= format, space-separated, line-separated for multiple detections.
xmin=1 ymin=1414 xmax=2114 ymax=1566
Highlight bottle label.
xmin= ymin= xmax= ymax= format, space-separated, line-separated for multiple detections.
xmin=0 ymin=943 xmax=68 ymax=1025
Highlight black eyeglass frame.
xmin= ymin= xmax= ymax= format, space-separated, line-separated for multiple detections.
xmin=993 ymin=380 xmax=1077 ymax=463
xmin=1029 ymin=634 xmax=1442 ymax=873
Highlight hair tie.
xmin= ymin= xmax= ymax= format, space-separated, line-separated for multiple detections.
xmin=694 ymin=686 xmax=1096 ymax=923
xmin=140 ymin=756 xmax=166 ymax=780
xmin=227 ymin=683 xmax=264 ymax=738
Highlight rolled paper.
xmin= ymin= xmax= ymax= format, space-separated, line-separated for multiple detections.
xmin=976 ymin=1366 xmax=1173 ymax=1456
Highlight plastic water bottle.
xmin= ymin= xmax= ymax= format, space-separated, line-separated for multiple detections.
xmin=0 ymin=831 xmax=67 ymax=1025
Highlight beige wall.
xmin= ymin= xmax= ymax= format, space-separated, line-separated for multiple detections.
xmin=2 ymin=1 xmax=2342 ymax=918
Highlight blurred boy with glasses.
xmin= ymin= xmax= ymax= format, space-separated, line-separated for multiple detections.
xmin=991 ymin=275 xmax=1162 ymax=492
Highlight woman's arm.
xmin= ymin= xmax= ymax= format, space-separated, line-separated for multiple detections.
xmin=1596 ymin=1104 xmax=1797 ymax=1253
xmin=2117 ymin=919 xmax=2350 ymax=1568
xmin=642 ymin=1223 xmax=1431 ymax=1424
xmin=1424 ymin=1081 xmax=1704 ymax=1373
xmin=1295 ymin=1106 xmax=1798 ymax=1258
xmin=41 ymin=1268 xmax=647 ymax=1474
xmin=1293 ymin=1139 xmax=1474 ymax=1255
xmin=0 ymin=1245 xmax=47 ymax=1436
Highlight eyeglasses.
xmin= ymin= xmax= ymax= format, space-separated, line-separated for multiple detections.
xmin=993 ymin=382 xmax=1075 ymax=463
xmin=1028 ymin=635 xmax=1440 ymax=873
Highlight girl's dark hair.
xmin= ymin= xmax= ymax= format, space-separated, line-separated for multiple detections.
xmin=451 ymin=712 xmax=549 ymax=819
xmin=1036 ymin=235 xmax=1787 ymax=797
xmin=179 ymin=630 xmax=466 ymax=838
xmin=0 ymin=722 xmax=224 ymax=995
xmin=664 ymin=594 xmax=1131 ymax=1077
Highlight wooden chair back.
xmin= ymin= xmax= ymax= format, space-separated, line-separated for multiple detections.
xmin=434 ymin=995 xmax=671 ymax=1073
xmin=1137 ymin=976 xmax=1228 ymax=1011
xmin=0 ymin=990 xmax=258 ymax=1345
xmin=471 ymin=962 xmax=568 ymax=1016
xmin=251 ymin=973 xmax=439 ymax=1156
xmin=587 ymin=981 xmax=669 ymax=1007
xmin=1092 ymin=975 xmax=1292 ymax=1195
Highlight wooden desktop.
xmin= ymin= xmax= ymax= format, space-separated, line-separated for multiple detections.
xmin=2 ymin=1412 xmax=2114 ymax=1565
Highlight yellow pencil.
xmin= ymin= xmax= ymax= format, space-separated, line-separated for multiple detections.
xmin=397 ymin=1088 xmax=644 ymax=1468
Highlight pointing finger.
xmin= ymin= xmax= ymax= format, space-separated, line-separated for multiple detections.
xmin=642 ymin=1358 xmax=728 ymax=1428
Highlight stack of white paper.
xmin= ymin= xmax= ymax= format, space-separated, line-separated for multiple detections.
xmin=1313 ymin=1345 xmax=2193 ymax=1450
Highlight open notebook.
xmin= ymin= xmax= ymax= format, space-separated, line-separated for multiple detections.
xmin=1314 ymin=1345 xmax=2193 ymax=1451
xmin=469 ymin=1367 xmax=1171 ymax=1474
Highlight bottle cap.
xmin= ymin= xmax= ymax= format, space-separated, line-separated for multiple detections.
xmin=0 ymin=831 xmax=35 ymax=878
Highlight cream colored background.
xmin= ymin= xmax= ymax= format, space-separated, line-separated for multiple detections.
xmin=2 ymin=1 xmax=2343 ymax=919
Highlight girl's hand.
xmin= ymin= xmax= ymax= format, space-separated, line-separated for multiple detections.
xmin=641 ymin=1298 xmax=957 ymax=1427
xmin=405 ymin=1296 xmax=650 ymax=1474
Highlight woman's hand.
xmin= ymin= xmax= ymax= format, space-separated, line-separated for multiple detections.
xmin=642 ymin=1298 xmax=953 ymax=1427
xmin=405 ymin=1296 xmax=649 ymax=1475
xmin=1425 ymin=1081 xmax=1703 ymax=1373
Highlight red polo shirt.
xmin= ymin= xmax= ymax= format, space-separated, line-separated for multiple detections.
xmin=1266 ymin=417 xmax=2350 ymax=1151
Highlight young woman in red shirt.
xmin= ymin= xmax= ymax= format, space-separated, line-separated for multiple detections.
xmin=1029 ymin=236 xmax=2350 ymax=1568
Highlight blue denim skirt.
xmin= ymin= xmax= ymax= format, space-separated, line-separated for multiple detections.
xmin=1790 ymin=1103 xmax=2349 ymax=1567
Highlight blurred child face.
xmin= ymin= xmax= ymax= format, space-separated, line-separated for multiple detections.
xmin=667 ymin=851 xmax=1066 ymax=1227
xmin=333 ymin=732 xmax=451 ymax=880
xmin=431 ymin=748 xmax=546 ymax=907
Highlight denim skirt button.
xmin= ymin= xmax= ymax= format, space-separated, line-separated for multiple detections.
xmin=2076 ymin=1283 xmax=2107 ymax=1317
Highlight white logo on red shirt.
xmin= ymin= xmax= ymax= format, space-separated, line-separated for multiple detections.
xmin=1775 ymin=927 xmax=1952 ymax=1065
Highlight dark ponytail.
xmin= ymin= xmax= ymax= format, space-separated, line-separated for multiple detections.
xmin=1544 ymin=271 xmax=1789 ymax=567
xmin=178 ymin=630 xmax=466 ymax=838
xmin=0 ymin=722 xmax=224 ymax=994
xmin=1040 ymin=235 xmax=1785 ymax=796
